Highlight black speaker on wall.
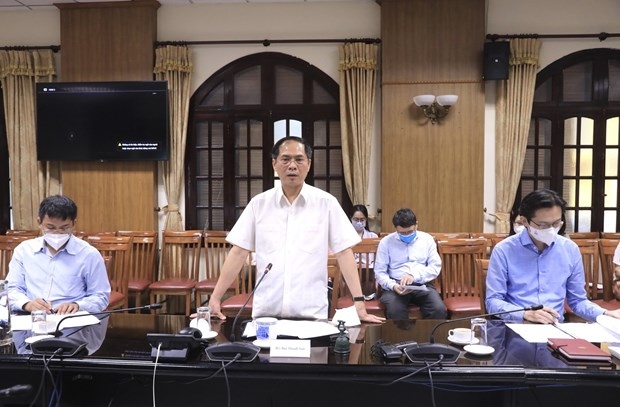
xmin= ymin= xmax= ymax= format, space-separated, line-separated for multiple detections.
xmin=483 ymin=41 xmax=510 ymax=80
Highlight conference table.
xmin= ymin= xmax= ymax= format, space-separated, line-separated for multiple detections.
xmin=1 ymin=313 xmax=620 ymax=406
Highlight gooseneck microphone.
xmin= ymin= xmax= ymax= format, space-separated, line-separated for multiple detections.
xmin=0 ymin=384 xmax=32 ymax=398
xmin=206 ymin=263 xmax=272 ymax=362
xmin=405 ymin=304 xmax=544 ymax=364
xmin=30 ymin=303 xmax=163 ymax=357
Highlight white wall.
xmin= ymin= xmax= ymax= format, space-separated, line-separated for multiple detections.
xmin=482 ymin=0 xmax=620 ymax=231
xmin=2 ymin=0 xmax=620 ymax=232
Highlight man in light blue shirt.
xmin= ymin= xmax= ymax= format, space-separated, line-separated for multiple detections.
xmin=7 ymin=195 xmax=110 ymax=314
xmin=374 ymin=208 xmax=447 ymax=319
xmin=486 ymin=189 xmax=620 ymax=323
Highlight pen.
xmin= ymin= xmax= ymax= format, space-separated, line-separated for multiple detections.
xmin=42 ymin=298 xmax=56 ymax=314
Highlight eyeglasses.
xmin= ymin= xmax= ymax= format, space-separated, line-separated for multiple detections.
xmin=528 ymin=219 xmax=564 ymax=230
xmin=277 ymin=155 xmax=308 ymax=166
xmin=42 ymin=224 xmax=73 ymax=233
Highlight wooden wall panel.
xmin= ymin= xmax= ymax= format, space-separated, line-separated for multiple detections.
xmin=57 ymin=1 xmax=160 ymax=232
xmin=380 ymin=0 xmax=485 ymax=233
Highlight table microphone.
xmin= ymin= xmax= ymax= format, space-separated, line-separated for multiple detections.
xmin=0 ymin=384 xmax=32 ymax=398
xmin=405 ymin=304 xmax=544 ymax=364
xmin=30 ymin=303 xmax=163 ymax=357
xmin=206 ymin=263 xmax=272 ymax=362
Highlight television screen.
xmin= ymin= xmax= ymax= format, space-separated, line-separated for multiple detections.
xmin=36 ymin=81 xmax=169 ymax=161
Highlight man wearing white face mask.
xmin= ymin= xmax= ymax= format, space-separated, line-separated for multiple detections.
xmin=486 ymin=189 xmax=620 ymax=324
xmin=6 ymin=195 xmax=110 ymax=315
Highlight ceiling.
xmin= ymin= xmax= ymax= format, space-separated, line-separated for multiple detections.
xmin=0 ymin=0 xmax=373 ymax=12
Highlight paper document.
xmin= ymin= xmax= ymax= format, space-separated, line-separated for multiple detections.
xmin=555 ymin=322 xmax=620 ymax=343
xmin=507 ymin=323 xmax=572 ymax=343
xmin=243 ymin=319 xmax=339 ymax=339
xmin=11 ymin=311 xmax=101 ymax=332
xmin=401 ymin=285 xmax=428 ymax=295
xmin=331 ymin=306 xmax=361 ymax=327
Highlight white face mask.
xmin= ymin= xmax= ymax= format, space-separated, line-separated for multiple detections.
xmin=44 ymin=233 xmax=71 ymax=250
xmin=528 ymin=225 xmax=561 ymax=246
xmin=513 ymin=224 xmax=525 ymax=234
xmin=352 ymin=220 xmax=366 ymax=231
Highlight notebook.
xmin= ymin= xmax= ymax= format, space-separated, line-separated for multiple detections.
xmin=547 ymin=338 xmax=611 ymax=362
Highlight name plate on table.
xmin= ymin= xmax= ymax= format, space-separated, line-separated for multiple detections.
xmin=270 ymin=339 xmax=311 ymax=358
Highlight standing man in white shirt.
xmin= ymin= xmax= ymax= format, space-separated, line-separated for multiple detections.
xmin=209 ymin=136 xmax=384 ymax=323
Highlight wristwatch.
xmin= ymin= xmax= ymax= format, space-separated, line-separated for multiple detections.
xmin=352 ymin=296 xmax=365 ymax=302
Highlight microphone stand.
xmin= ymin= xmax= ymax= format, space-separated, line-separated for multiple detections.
xmin=405 ymin=304 xmax=543 ymax=364
xmin=30 ymin=303 xmax=163 ymax=357
xmin=206 ymin=263 xmax=272 ymax=362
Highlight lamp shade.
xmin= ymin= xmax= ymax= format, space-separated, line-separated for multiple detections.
xmin=436 ymin=94 xmax=458 ymax=106
xmin=413 ymin=95 xmax=436 ymax=106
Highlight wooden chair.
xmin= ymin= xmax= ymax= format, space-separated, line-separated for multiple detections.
xmin=436 ymin=238 xmax=487 ymax=318
xmin=149 ymin=230 xmax=202 ymax=316
xmin=220 ymin=253 xmax=255 ymax=318
xmin=595 ymin=239 xmax=620 ymax=311
xmin=565 ymin=239 xmax=604 ymax=321
xmin=86 ymin=235 xmax=133 ymax=310
xmin=568 ymin=231 xmax=600 ymax=240
xmin=470 ymin=232 xmax=508 ymax=257
xmin=195 ymin=230 xmax=234 ymax=309
xmin=0 ymin=235 xmax=30 ymax=279
xmin=76 ymin=231 xmax=117 ymax=240
xmin=334 ymin=239 xmax=384 ymax=317
xmin=430 ymin=232 xmax=471 ymax=241
xmin=601 ymin=232 xmax=620 ymax=239
xmin=473 ymin=258 xmax=489 ymax=314
xmin=5 ymin=229 xmax=41 ymax=237
xmin=117 ymin=231 xmax=158 ymax=309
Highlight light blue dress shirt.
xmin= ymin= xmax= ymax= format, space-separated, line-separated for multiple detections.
xmin=486 ymin=231 xmax=604 ymax=322
xmin=6 ymin=236 xmax=111 ymax=313
xmin=374 ymin=231 xmax=441 ymax=291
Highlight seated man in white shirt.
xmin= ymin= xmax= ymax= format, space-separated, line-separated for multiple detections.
xmin=374 ymin=208 xmax=447 ymax=320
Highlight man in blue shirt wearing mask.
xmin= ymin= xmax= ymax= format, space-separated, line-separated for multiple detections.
xmin=486 ymin=188 xmax=620 ymax=323
xmin=374 ymin=208 xmax=446 ymax=319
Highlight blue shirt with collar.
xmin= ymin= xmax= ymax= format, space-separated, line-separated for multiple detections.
xmin=7 ymin=235 xmax=111 ymax=313
xmin=486 ymin=230 xmax=604 ymax=322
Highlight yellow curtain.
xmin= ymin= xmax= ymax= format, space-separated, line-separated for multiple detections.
xmin=495 ymin=39 xmax=542 ymax=232
xmin=339 ymin=42 xmax=378 ymax=207
xmin=0 ymin=50 xmax=58 ymax=229
xmin=154 ymin=45 xmax=192 ymax=231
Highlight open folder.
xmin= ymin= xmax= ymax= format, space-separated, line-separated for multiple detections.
xmin=508 ymin=314 xmax=620 ymax=343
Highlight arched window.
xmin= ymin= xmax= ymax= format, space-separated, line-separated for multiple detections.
xmin=517 ymin=49 xmax=620 ymax=232
xmin=185 ymin=52 xmax=350 ymax=230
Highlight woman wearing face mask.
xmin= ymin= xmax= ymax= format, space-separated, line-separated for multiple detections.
xmin=350 ymin=205 xmax=378 ymax=268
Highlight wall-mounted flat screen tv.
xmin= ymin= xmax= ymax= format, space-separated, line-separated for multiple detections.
xmin=36 ymin=81 xmax=169 ymax=161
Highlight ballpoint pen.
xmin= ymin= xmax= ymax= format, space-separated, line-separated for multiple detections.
xmin=42 ymin=298 xmax=56 ymax=314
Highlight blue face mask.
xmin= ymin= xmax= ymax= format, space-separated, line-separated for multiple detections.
xmin=399 ymin=231 xmax=416 ymax=244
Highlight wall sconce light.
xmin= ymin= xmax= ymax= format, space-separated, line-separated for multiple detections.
xmin=413 ymin=94 xmax=458 ymax=124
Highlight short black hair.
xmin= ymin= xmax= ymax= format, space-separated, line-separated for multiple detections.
xmin=519 ymin=189 xmax=565 ymax=221
xmin=392 ymin=208 xmax=417 ymax=228
xmin=38 ymin=195 xmax=78 ymax=221
xmin=271 ymin=136 xmax=313 ymax=160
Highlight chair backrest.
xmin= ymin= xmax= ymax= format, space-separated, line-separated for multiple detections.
xmin=430 ymin=232 xmax=471 ymax=241
xmin=0 ymin=235 xmax=30 ymax=280
xmin=598 ymin=238 xmax=620 ymax=301
xmin=86 ymin=235 xmax=133 ymax=308
xmin=469 ymin=233 xmax=508 ymax=257
xmin=351 ymin=238 xmax=382 ymax=296
xmin=203 ymin=231 xmax=232 ymax=281
xmin=568 ymin=231 xmax=600 ymax=240
xmin=473 ymin=258 xmax=490 ymax=313
xmin=601 ymin=232 xmax=620 ymax=239
xmin=117 ymin=231 xmax=158 ymax=283
xmin=5 ymin=229 xmax=41 ymax=237
xmin=158 ymin=230 xmax=203 ymax=281
xmin=436 ymin=238 xmax=487 ymax=299
xmin=574 ymin=238 xmax=601 ymax=300
xmin=76 ymin=231 xmax=117 ymax=240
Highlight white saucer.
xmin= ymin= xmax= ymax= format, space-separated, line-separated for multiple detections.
xmin=463 ymin=344 xmax=495 ymax=356
xmin=448 ymin=335 xmax=479 ymax=346
xmin=201 ymin=330 xmax=218 ymax=340
xmin=252 ymin=339 xmax=271 ymax=349
xmin=25 ymin=334 xmax=54 ymax=344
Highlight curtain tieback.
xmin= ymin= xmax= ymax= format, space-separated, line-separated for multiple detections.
xmin=163 ymin=204 xmax=180 ymax=213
